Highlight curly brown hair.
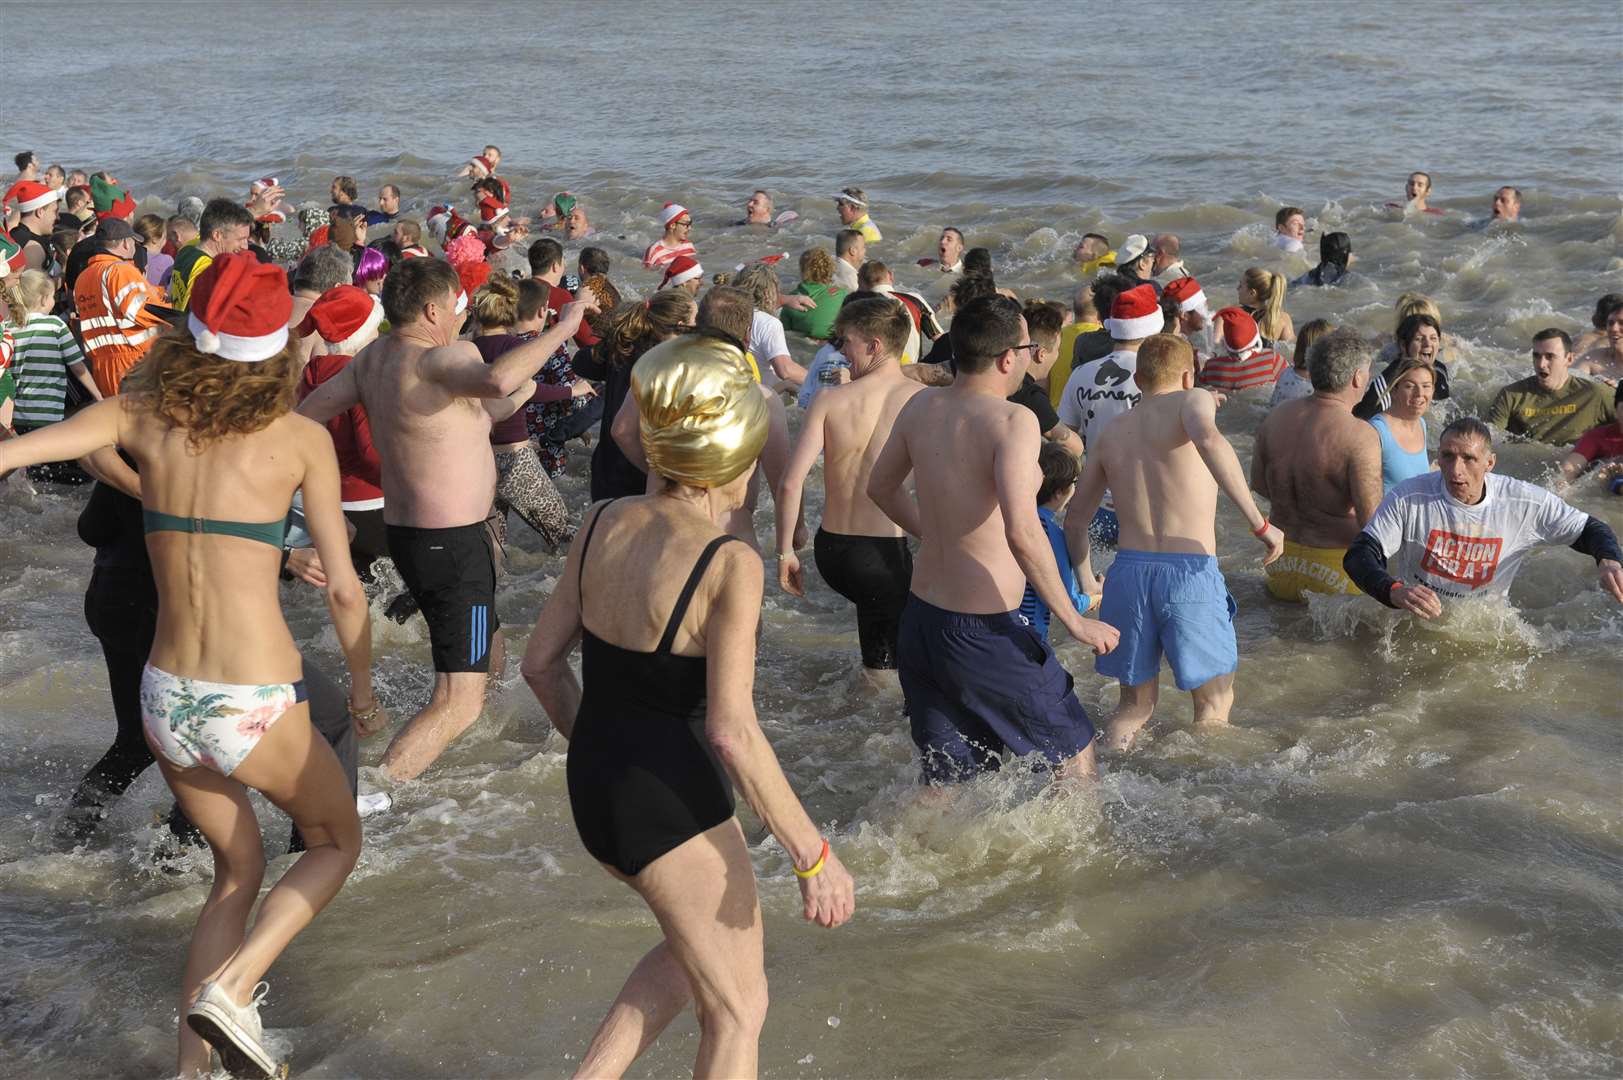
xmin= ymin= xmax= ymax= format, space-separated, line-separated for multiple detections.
xmin=122 ymin=329 xmax=297 ymax=448
xmin=599 ymin=292 xmax=694 ymax=367
xmin=799 ymin=247 xmax=835 ymax=286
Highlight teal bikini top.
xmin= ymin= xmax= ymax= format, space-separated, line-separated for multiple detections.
xmin=143 ymin=509 xmax=286 ymax=548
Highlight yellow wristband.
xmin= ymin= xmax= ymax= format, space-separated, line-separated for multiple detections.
xmin=793 ymin=838 xmax=829 ymax=879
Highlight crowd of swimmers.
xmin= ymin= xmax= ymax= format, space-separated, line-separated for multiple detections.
xmin=1 ymin=147 xmax=1621 ymax=1078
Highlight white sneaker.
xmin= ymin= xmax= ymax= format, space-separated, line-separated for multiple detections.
xmin=187 ymin=980 xmax=278 ymax=1078
xmin=357 ymin=791 xmax=393 ymax=817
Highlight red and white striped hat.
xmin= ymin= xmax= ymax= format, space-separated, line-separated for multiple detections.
xmin=660 ymin=254 xmax=704 ymax=290
xmin=1104 ymin=284 xmax=1163 ymax=340
xmin=1162 ymin=276 xmax=1208 ymax=317
xmin=5 ymin=181 xmax=55 ymax=214
xmin=1213 ymin=306 xmax=1263 ymax=356
xmin=187 ymin=252 xmax=294 ymax=363
xmin=659 ymin=202 xmax=690 ymax=227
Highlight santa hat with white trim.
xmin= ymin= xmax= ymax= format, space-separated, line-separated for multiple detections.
xmin=297 ymin=285 xmax=385 ymax=355
xmin=658 ymin=202 xmax=690 ymax=228
xmin=660 ymin=254 xmax=703 ymax=290
xmin=6 ymin=181 xmax=56 ymax=214
xmin=249 ymin=177 xmax=286 ymax=223
xmin=0 ymin=231 xmax=24 ymax=277
xmin=1213 ymin=306 xmax=1263 ymax=357
xmin=1162 ymin=276 xmax=1209 ymax=320
xmin=468 ymin=153 xmax=496 ymax=178
xmin=1104 ymin=284 xmax=1163 ymax=340
xmin=187 ymin=252 xmax=294 ymax=362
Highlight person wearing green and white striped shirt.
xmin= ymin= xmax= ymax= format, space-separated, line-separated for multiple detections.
xmin=6 ymin=269 xmax=101 ymax=432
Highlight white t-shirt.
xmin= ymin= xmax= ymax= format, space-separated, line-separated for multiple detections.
xmin=1058 ymin=349 xmax=1141 ymax=454
xmin=1270 ymin=232 xmax=1304 ymax=253
xmin=1361 ymin=471 xmax=1588 ymax=598
xmin=832 ymin=258 xmax=859 ymax=293
xmin=749 ymin=309 xmax=790 ymax=369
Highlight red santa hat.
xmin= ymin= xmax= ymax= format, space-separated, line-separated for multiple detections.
xmin=1104 ymin=284 xmax=1163 ymax=340
xmin=659 ymin=254 xmax=704 ymax=290
xmin=658 ymin=202 xmax=690 ymax=227
xmin=732 ymin=251 xmax=789 ymax=272
xmin=468 ymin=153 xmax=495 ymax=178
xmin=1213 ymin=306 xmax=1263 ymax=356
xmin=5 ymin=181 xmax=56 ymax=214
xmin=1162 ymin=276 xmax=1209 ymax=317
xmin=297 ymin=285 xmax=385 ymax=353
xmin=186 ymin=252 xmax=294 ymax=362
xmin=477 ymin=194 xmax=509 ymax=227
xmin=250 ymin=176 xmax=279 ymax=194
xmin=257 ymin=210 xmax=287 ymax=224
xmin=0 ymin=229 xmax=25 ymax=277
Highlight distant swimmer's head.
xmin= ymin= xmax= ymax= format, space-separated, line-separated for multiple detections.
xmin=1406 ymin=172 xmax=1432 ymax=200
xmin=745 ymin=189 xmax=773 ymax=224
xmin=835 ymin=187 xmax=868 ymax=226
xmin=1491 ymin=186 xmax=1521 ymax=221
xmin=1075 ymin=232 xmax=1112 ymax=266
xmin=1307 ymin=327 xmax=1372 ymax=396
xmin=1530 ymin=328 xmax=1574 ymax=390
xmin=1133 ymin=333 xmax=1196 ymax=395
xmin=1113 ymin=234 xmax=1153 ymax=279
xmin=633 ymin=333 xmax=769 ymax=495
xmin=1274 ymin=207 xmax=1306 ymax=242
xmin=1319 ymin=231 xmax=1352 ymax=270
xmin=381 ymin=256 xmax=467 ymax=344
xmin=124 ymin=252 xmax=297 ymax=448
xmin=938 ymin=227 xmax=965 ymax=268
xmin=949 ymin=294 xmax=1029 ymax=389
xmin=1437 ymin=418 xmax=1495 ymax=505
xmin=1589 ymin=293 xmax=1623 ymax=331
xmin=834 ymin=296 xmax=913 ymax=373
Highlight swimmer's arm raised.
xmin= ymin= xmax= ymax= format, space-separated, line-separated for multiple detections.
xmin=703 ymin=546 xmax=854 ymax=928
xmin=866 ymin=412 xmax=922 ymax=539
xmin=0 ymin=396 xmax=121 ymax=477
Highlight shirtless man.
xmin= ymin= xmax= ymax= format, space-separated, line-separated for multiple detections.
xmin=1065 ymin=335 xmax=1284 ymax=751
xmin=298 ymin=258 xmax=590 ymax=781
xmin=777 ymin=297 xmax=922 ymax=686
xmin=1250 ymin=328 xmax=1384 ymax=602
xmin=867 ymin=296 xmax=1119 ymax=783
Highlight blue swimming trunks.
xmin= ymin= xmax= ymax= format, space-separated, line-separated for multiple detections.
xmin=1095 ymin=550 xmax=1237 ymax=691
xmin=896 ymin=595 xmax=1095 ymax=784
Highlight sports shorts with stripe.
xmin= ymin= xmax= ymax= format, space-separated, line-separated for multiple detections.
xmin=386 ymin=521 xmax=501 ymax=674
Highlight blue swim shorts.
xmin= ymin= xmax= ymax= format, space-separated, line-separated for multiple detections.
xmin=1095 ymin=550 xmax=1237 ymax=691
xmin=897 ymin=594 xmax=1095 ymax=784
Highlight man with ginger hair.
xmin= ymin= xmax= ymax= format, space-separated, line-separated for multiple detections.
xmin=1066 ymin=334 xmax=1284 ymax=751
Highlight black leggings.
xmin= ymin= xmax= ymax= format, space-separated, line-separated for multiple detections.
xmin=813 ymin=528 xmax=913 ymax=670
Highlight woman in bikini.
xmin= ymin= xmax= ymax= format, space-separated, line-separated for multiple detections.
xmin=522 ymin=333 xmax=855 ymax=1078
xmin=0 ymin=253 xmax=379 ymax=1080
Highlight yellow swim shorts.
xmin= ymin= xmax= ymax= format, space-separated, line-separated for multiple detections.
xmin=1265 ymin=539 xmax=1363 ymax=602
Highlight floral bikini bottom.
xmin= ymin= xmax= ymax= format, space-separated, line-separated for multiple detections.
xmin=140 ymin=665 xmax=308 ymax=776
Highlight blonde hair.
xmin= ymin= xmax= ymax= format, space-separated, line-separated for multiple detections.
xmin=15 ymin=269 xmax=54 ymax=314
xmin=472 ymin=275 xmax=519 ymax=328
xmin=1242 ymin=268 xmax=1288 ymax=340
xmin=731 ymin=263 xmax=781 ymax=313
xmin=122 ymin=331 xmax=297 ymax=449
xmin=1393 ymin=291 xmax=1442 ymax=331
xmin=799 ymin=247 xmax=835 ymax=286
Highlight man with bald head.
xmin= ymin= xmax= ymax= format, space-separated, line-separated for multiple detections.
xmin=1152 ymin=234 xmax=1189 ymax=282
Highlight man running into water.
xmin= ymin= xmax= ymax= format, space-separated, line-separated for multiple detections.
xmin=1250 ymin=328 xmax=1384 ymax=601
xmin=867 ymin=296 xmax=1119 ymax=782
xmin=299 ymin=258 xmax=590 ymax=781
xmin=776 ymin=296 xmax=922 ymax=687
xmin=1066 ymin=335 xmax=1284 ymax=750
xmin=1344 ymin=417 xmax=1623 ymax=615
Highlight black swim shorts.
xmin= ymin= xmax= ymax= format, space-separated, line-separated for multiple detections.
xmin=386 ymin=521 xmax=501 ymax=674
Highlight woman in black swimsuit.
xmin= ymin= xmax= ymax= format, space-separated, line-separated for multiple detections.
xmin=522 ymin=334 xmax=855 ymax=1078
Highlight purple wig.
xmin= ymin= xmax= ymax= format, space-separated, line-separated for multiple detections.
xmin=355 ymin=245 xmax=390 ymax=286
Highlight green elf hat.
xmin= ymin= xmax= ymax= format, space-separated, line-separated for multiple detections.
xmin=91 ymin=175 xmax=136 ymax=221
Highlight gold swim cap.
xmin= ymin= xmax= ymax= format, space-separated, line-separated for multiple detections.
xmin=632 ymin=334 xmax=769 ymax=489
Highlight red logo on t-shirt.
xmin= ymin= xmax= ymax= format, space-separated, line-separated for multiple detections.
xmin=1420 ymin=529 xmax=1503 ymax=586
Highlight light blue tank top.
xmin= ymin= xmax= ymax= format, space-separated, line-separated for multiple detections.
xmin=1370 ymin=414 xmax=1430 ymax=493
